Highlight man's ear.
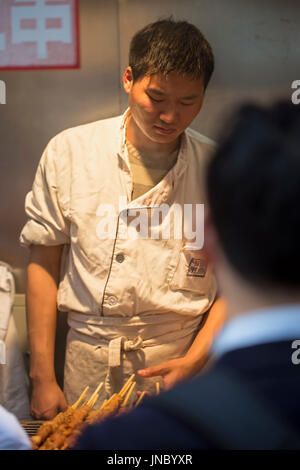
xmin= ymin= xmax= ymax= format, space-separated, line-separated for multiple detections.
xmin=123 ymin=66 xmax=134 ymax=94
xmin=203 ymin=207 xmax=221 ymax=265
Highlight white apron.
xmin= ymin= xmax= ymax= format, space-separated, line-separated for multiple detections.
xmin=64 ymin=310 xmax=207 ymax=406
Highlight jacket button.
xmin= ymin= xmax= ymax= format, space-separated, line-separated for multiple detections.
xmin=108 ymin=296 xmax=118 ymax=306
xmin=116 ymin=253 xmax=125 ymax=263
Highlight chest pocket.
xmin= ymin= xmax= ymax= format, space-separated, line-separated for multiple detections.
xmin=169 ymin=246 xmax=211 ymax=295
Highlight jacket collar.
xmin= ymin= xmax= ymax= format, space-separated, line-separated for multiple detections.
xmin=118 ymin=108 xmax=189 ymax=204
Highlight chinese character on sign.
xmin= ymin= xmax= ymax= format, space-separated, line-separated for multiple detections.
xmin=0 ymin=0 xmax=79 ymax=69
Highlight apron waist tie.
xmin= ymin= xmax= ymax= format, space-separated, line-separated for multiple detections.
xmin=105 ymin=335 xmax=144 ymax=395
xmin=108 ymin=335 xmax=144 ymax=368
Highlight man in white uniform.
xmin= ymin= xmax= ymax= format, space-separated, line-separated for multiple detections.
xmin=20 ymin=19 xmax=225 ymax=420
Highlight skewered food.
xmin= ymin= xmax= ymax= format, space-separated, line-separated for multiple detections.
xmin=30 ymin=374 xmax=150 ymax=450
xmin=30 ymin=385 xmax=90 ymax=449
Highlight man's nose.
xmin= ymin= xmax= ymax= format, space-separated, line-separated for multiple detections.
xmin=159 ymin=103 xmax=178 ymax=124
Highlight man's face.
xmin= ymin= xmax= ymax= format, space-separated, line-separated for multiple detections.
xmin=123 ymin=68 xmax=205 ymax=148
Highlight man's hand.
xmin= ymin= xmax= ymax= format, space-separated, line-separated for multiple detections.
xmin=30 ymin=379 xmax=68 ymax=420
xmin=137 ymin=298 xmax=227 ymax=391
xmin=137 ymin=355 xmax=208 ymax=391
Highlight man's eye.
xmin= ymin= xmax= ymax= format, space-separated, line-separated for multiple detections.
xmin=181 ymin=102 xmax=194 ymax=106
xmin=148 ymin=95 xmax=163 ymax=103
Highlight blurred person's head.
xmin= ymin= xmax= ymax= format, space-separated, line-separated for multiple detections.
xmin=123 ymin=18 xmax=214 ymax=153
xmin=204 ymin=103 xmax=300 ymax=313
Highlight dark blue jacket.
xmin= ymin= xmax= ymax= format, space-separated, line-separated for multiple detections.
xmin=73 ymin=340 xmax=300 ymax=450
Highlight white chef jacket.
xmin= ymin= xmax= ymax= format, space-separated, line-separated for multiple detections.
xmin=20 ymin=109 xmax=217 ymax=403
xmin=0 ymin=405 xmax=31 ymax=450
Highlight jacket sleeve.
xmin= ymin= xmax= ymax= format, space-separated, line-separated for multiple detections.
xmin=19 ymin=135 xmax=71 ymax=247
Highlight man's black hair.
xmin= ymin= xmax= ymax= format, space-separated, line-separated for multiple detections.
xmin=206 ymin=102 xmax=300 ymax=288
xmin=129 ymin=18 xmax=214 ymax=89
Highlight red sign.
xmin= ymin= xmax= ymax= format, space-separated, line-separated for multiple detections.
xmin=0 ymin=0 xmax=80 ymax=70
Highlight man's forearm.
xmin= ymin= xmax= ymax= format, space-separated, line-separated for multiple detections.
xmin=185 ymin=297 xmax=227 ymax=367
xmin=26 ymin=245 xmax=63 ymax=383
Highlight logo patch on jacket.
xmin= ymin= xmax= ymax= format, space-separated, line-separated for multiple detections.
xmin=187 ymin=258 xmax=207 ymax=277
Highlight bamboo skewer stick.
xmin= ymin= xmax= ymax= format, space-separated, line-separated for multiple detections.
xmin=105 ymin=393 xmax=117 ymax=405
xmin=119 ymin=379 xmax=133 ymax=398
xmin=88 ymin=393 xmax=99 ymax=409
xmin=135 ymin=391 xmax=146 ymax=407
xmin=100 ymin=399 xmax=108 ymax=409
xmin=86 ymin=382 xmax=103 ymax=407
xmin=156 ymin=382 xmax=160 ymax=395
xmin=71 ymin=386 xmax=89 ymax=410
xmin=122 ymin=382 xmax=136 ymax=407
xmin=119 ymin=374 xmax=135 ymax=396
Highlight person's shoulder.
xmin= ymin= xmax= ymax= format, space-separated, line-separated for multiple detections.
xmin=54 ymin=114 xmax=123 ymax=143
xmin=185 ymin=128 xmax=217 ymax=168
xmin=41 ymin=114 xmax=123 ymax=166
xmin=186 ymin=127 xmax=217 ymax=149
xmin=36 ymin=114 xmax=123 ymax=175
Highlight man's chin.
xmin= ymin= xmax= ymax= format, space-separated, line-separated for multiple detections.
xmin=148 ymin=130 xmax=180 ymax=144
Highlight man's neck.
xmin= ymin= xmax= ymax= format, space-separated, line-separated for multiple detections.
xmin=217 ymin=262 xmax=300 ymax=320
xmin=126 ymin=115 xmax=180 ymax=158
xmin=224 ymin=280 xmax=300 ymax=321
